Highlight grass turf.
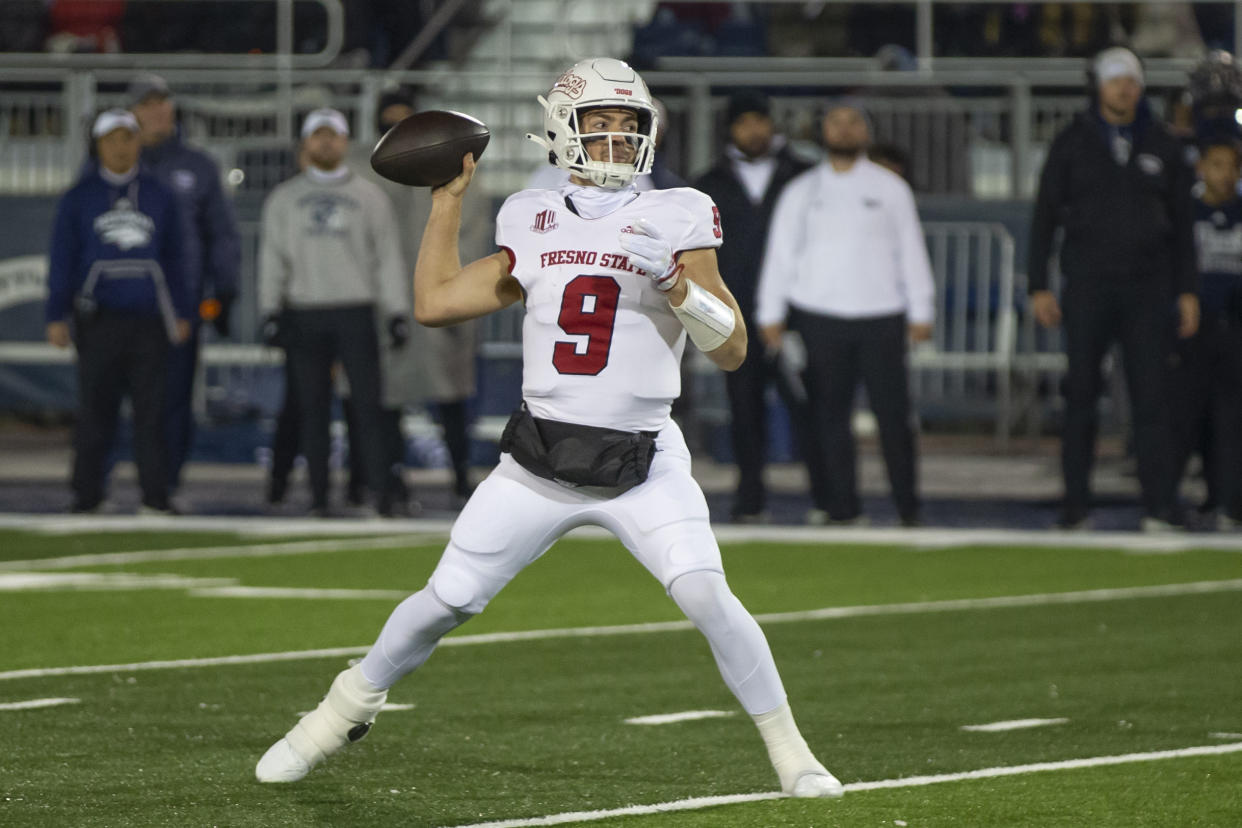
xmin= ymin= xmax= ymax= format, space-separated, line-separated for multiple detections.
xmin=1 ymin=527 xmax=1240 ymax=826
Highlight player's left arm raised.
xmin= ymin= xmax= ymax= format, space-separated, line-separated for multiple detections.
xmin=620 ymin=218 xmax=747 ymax=371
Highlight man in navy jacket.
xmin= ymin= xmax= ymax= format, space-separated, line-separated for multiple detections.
xmin=45 ymin=109 xmax=192 ymax=514
xmin=693 ymin=91 xmax=815 ymax=522
xmin=129 ymin=74 xmax=241 ymax=497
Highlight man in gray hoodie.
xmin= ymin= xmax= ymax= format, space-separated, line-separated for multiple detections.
xmin=258 ymin=108 xmax=408 ymax=515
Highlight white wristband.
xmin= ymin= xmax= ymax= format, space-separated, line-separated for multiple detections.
xmin=671 ymin=279 xmax=735 ymax=352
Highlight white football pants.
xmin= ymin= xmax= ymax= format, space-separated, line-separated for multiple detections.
xmin=360 ymin=420 xmax=788 ymax=714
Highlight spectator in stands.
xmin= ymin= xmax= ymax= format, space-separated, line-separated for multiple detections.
xmin=1171 ymin=135 xmax=1242 ymax=530
xmin=45 ymin=0 xmax=124 ymax=54
xmin=1028 ymin=46 xmax=1198 ymax=531
xmin=693 ymin=90 xmax=816 ymax=523
xmin=258 ymin=108 xmax=408 ymax=517
xmin=45 ymin=109 xmax=192 ymax=514
xmin=756 ymin=100 xmax=935 ymax=527
xmin=128 ymin=74 xmax=241 ymax=504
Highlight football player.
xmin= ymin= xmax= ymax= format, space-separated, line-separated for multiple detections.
xmin=255 ymin=57 xmax=844 ymax=800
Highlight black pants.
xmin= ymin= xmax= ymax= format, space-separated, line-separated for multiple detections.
xmin=792 ymin=310 xmax=919 ymax=521
xmin=724 ymin=330 xmax=823 ymax=516
xmin=163 ymin=323 xmax=199 ymax=492
xmin=431 ymin=400 xmax=473 ymax=498
xmin=344 ymin=401 xmax=407 ymax=505
xmin=1170 ymin=310 xmax=1242 ymax=521
xmin=1061 ymin=279 xmax=1176 ymax=520
xmin=71 ymin=311 xmax=170 ymax=509
xmin=269 ymin=357 xmax=301 ymax=499
xmin=284 ymin=305 xmax=387 ymax=509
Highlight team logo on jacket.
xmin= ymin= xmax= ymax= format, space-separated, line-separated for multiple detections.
xmin=305 ymin=195 xmax=350 ymax=235
xmin=1136 ymin=154 xmax=1163 ymax=176
xmin=531 ymin=208 xmax=559 ymax=234
xmin=93 ymin=198 xmax=155 ymax=251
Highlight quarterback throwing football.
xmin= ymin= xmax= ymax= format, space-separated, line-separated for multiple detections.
xmin=256 ymin=58 xmax=843 ymax=800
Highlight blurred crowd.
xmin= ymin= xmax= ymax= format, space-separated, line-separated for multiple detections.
xmin=0 ymin=0 xmax=482 ymax=67
xmin=631 ymin=1 xmax=1232 ymax=65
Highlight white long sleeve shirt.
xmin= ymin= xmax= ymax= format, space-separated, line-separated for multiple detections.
xmin=755 ymin=158 xmax=935 ymax=327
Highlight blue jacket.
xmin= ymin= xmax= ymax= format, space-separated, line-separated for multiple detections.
xmin=140 ymin=131 xmax=241 ymax=302
xmin=46 ymin=168 xmax=192 ymax=327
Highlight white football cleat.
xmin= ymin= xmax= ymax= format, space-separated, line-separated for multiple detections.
xmin=255 ymin=738 xmax=311 ymax=783
xmin=255 ymin=664 xmax=387 ymax=783
xmin=789 ymin=768 xmax=845 ymax=798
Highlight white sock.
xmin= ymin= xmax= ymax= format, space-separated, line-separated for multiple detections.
xmin=285 ymin=664 xmax=387 ymax=767
xmin=752 ymin=702 xmax=830 ymax=792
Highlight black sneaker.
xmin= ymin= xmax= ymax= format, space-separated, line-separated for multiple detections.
xmin=267 ymin=476 xmax=288 ymax=505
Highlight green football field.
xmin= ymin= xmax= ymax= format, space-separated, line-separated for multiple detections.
xmin=1 ymin=524 xmax=1240 ymax=827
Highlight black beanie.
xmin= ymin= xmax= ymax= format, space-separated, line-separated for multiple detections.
xmin=726 ymin=90 xmax=771 ymax=125
xmin=377 ymin=88 xmax=416 ymax=132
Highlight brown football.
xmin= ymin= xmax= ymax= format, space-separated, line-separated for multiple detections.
xmin=369 ymin=110 xmax=490 ymax=187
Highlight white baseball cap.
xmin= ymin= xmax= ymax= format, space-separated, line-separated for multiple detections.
xmin=92 ymin=108 xmax=140 ymax=138
xmin=1095 ymin=47 xmax=1144 ymax=86
xmin=301 ymin=108 xmax=350 ymax=138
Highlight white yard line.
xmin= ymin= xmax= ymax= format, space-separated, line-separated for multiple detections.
xmin=624 ymin=710 xmax=735 ymax=726
xmin=2 ymin=513 xmax=1241 ymax=553
xmin=4 ymin=577 xmax=1242 ymax=682
xmin=961 ymin=718 xmax=1069 ymax=732
xmin=188 ymin=586 xmax=411 ymax=600
xmin=0 ymin=535 xmax=422 ymax=572
xmin=441 ymin=742 xmax=1242 ymax=828
xmin=0 ymin=697 xmax=80 ymax=711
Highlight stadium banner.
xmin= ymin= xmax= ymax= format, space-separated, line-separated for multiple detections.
xmin=0 ymin=196 xmax=75 ymax=413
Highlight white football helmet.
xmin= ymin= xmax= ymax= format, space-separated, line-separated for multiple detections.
xmin=527 ymin=58 xmax=659 ymax=189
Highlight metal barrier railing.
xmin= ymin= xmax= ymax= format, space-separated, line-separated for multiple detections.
xmin=0 ymin=64 xmax=1196 ymax=199
xmin=0 ymin=221 xmax=1023 ymax=439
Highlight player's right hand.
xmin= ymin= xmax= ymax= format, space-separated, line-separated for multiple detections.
xmin=434 ymin=153 xmax=476 ymax=199
xmin=619 ymin=218 xmax=680 ymax=291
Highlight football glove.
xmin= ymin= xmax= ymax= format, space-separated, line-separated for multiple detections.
xmin=388 ymin=315 xmax=410 ymax=349
xmin=619 ymin=218 xmax=681 ymax=292
xmin=260 ymin=313 xmax=284 ymax=347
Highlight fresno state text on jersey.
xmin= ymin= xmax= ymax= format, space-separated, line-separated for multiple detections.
xmin=496 ymin=187 xmax=722 ymax=432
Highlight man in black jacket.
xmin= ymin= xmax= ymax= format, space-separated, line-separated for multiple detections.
xmin=694 ymin=91 xmax=816 ymax=522
xmin=1029 ymin=46 xmax=1200 ymax=531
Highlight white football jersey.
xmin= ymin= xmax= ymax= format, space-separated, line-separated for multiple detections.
xmin=496 ymin=186 xmax=723 ymax=432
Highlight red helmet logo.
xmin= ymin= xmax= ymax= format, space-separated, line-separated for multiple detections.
xmin=553 ymin=72 xmax=588 ymax=100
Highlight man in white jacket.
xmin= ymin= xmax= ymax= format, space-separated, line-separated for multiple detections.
xmin=756 ymin=100 xmax=935 ymax=527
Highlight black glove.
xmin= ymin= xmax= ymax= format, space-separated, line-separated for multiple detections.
xmin=211 ymin=292 xmax=235 ymax=339
xmin=388 ymin=315 xmax=410 ymax=349
xmin=260 ymin=312 xmax=283 ymax=347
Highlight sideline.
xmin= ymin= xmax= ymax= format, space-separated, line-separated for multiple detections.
xmin=440 ymin=742 xmax=1242 ymax=828
xmin=4 ymin=577 xmax=1241 ymax=681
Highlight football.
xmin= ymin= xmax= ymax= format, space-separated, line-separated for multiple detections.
xmin=370 ymin=110 xmax=490 ymax=187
